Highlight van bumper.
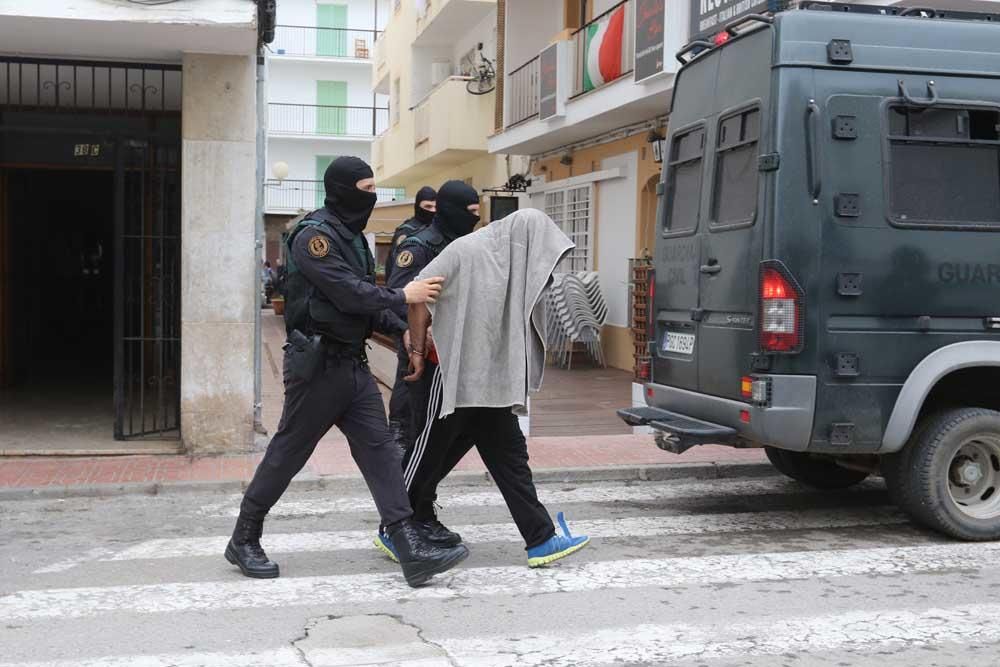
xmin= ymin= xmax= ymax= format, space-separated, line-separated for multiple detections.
xmin=638 ymin=376 xmax=817 ymax=452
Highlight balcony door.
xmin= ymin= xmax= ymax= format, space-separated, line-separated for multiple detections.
xmin=317 ymin=81 xmax=348 ymax=136
xmin=317 ymin=4 xmax=348 ymax=57
xmin=315 ymin=155 xmax=341 ymax=208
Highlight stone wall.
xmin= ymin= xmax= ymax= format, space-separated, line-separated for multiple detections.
xmin=180 ymin=53 xmax=258 ymax=454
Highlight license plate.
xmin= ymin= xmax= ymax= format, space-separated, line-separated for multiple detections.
xmin=662 ymin=331 xmax=696 ymax=355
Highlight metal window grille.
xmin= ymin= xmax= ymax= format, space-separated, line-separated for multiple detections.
xmin=545 ymin=184 xmax=592 ymax=271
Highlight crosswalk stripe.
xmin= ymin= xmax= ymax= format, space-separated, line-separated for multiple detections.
xmin=6 ymin=540 xmax=1000 ymax=622
xmin=198 ymin=477 xmax=877 ymax=517
xmin=106 ymin=508 xmax=905 ymax=562
xmin=5 ymin=602 xmax=1000 ymax=667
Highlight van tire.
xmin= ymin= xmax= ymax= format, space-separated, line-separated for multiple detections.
xmin=765 ymin=448 xmax=869 ymax=489
xmin=900 ymin=407 xmax=1000 ymax=541
xmin=880 ymin=418 xmax=934 ymax=510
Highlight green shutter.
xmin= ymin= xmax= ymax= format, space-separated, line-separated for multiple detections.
xmin=317 ymin=4 xmax=348 ymax=57
xmin=316 ymin=81 xmax=347 ymax=135
xmin=315 ymin=155 xmax=339 ymax=207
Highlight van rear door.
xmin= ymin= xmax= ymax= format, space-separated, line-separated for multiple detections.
xmin=653 ymin=27 xmax=773 ymax=400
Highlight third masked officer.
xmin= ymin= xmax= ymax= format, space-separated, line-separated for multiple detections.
xmin=228 ymin=157 xmax=469 ymax=588
xmin=385 ymin=186 xmax=436 ymax=454
xmin=375 ymin=180 xmax=481 ymax=559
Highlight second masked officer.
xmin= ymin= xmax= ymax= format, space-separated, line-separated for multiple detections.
xmin=227 ymin=157 xmax=469 ymax=588
xmin=376 ymin=180 xmax=481 ymax=558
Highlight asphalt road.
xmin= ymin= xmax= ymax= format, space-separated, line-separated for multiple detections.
xmin=2 ymin=473 xmax=999 ymax=666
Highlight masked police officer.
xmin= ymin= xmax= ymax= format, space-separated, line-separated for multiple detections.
xmin=227 ymin=157 xmax=469 ymax=588
xmin=385 ymin=186 xmax=436 ymax=455
xmin=374 ymin=180 xmax=482 ymax=559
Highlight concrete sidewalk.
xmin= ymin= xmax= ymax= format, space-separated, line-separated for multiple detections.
xmin=0 ymin=436 xmax=768 ymax=497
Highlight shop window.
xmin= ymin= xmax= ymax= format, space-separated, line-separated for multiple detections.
xmin=544 ymin=185 xmax=592 ymax=271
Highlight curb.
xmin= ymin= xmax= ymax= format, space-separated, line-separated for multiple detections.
xmin=0 ymin=461 xmax=775 ymax=502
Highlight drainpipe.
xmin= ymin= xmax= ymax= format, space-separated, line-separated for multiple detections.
xmin=253 ymin=51 xmax=266 ymax=438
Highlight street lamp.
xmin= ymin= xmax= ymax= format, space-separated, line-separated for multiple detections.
xmin=271 ymin=161 xmax=289 ymax=181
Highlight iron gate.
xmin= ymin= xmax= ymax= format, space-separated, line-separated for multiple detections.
xmin=114 ymin=138 xmax=181 ymax=439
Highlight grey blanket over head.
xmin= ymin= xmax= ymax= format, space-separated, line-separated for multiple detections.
xmin=417 ymin=208 xmax=574 ymax=418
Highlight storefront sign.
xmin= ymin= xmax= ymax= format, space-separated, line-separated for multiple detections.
xmin=635 ymin=0 xmax=665 ymax=82
xmin=690 ymin=0 xmax=774 ymax=40
xmin=538 ymin=42 xmax=562 ymax=120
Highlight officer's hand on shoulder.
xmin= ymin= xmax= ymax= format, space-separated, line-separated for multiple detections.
xmin=403 ymin=277 xmax=444 ymax=304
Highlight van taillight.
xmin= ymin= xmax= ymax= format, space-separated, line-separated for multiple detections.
xmin=759 ymin=263 xmax=803 ymax=353
xmin=647 ymin=269 xmax=656 ymax=344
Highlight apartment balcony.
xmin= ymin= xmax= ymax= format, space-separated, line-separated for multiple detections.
xmin=414 ymin=0 xmax=496 ymax=47
xmin=373 ymin=27 xmax=390 ymax=94
xmin=374 ymin=76 xmax=493 ymax=185
xmin=264 ymin=179 xmax=404 ymax=214
xmin=267 ymin=103 xmax=388 ymax=140
xmin=270 ymin=25 xmax=380 ymax=63
xmin=490 ymin=0 xmax=687 ymax=157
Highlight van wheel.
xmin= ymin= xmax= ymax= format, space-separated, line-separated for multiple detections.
xmin=765 ymin=448 xmax=869 ymax=489
xmin=901 ymin=408 xmax=1000 ymax=541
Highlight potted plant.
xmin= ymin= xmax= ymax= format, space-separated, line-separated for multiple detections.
xmin=271 ymin=295 xmax=285 ymax=316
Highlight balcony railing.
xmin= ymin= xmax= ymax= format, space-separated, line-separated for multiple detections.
xmin=271 ymin=25 xmax=381 ymax=60
xmin=571 ymin=0 xmax=635 ymax=98
xmin=268 ymin=103 xmax=388 ymax=138
xmin=265 ymin=179 xmax=405 ymax=212
xmin=505 ymin=55 xmax=540 ymax=128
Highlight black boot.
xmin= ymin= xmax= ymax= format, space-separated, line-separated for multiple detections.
xmin=419 ymin=517 xmax=462 ymax=547
xmin=388 ymin=519 xmax=469 ymax=587
xmin=225 ymin=514 xmax=279 ymax=579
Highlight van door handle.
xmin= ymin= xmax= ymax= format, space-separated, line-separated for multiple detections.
xmin=805 ymin=100 xmax=822 ymax=203
xmin=700 ymin=263 xmax=722 ymax=275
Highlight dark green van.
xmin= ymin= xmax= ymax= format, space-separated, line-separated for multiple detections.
xmin=620 ymin=2 xmax=1000 ymax=540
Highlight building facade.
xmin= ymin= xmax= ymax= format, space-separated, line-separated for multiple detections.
xmin=368 ymin=0 xmax=520 ymax=265
xmin=0 ymin=0 xmax=262 ymax=455
xmin=263 ymin=0 xmax=402 ymax=266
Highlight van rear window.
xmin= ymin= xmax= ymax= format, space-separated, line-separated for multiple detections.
xmin=888 ymin=105 xmax=1000 ymax=229
xmin=664 ymin=126 xmax=705 ymax=234
xmin=711 ymin=107 xmax=760 ymax=228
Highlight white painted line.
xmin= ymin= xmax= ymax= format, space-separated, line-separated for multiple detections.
xmin=6 ymin=603 xmax=1000 ymax=667
xmin=33 ymin=548 xmax=115 ymax=574
xmin=108 ymin=508 xmax=906 ymax=561
xmin=198 ymin=477 xmax=873 ymax=517
xmin=4 ymin=540 xmax=999 ymax=622
xmin=438 ymin=604 xmax=1000 ymax=666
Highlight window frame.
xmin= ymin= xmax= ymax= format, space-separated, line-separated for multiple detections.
xmin=544 ymin=184 xmax=594 ymax=272
xmin=662 ymin=120 xmax=707 ymax=239
xmin=709 ymin=100 xmax=763 ymax=232
xmin=882 ymin=98 xmax=1000 ymax=232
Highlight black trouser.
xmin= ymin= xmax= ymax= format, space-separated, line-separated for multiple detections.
xmin=387 ymin=341 xmax=411 ymax=449
xmin=403 ymin=366 xmax=555 ymax=549
xmin=242 ymin=348 xmax=412 ymax=526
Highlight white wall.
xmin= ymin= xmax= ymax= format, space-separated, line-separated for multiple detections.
xmin=276 ymin=0 xmax=385 ymax=31
xmin=504 ymin=0 xmax=561 ymax=72
xmin=269 ymin=60 xmax=377 ymax=107
xmin=597 ymin=151 xmax=638 ymax=328
xmin=453 ymin=10 xmax=498 ymax=73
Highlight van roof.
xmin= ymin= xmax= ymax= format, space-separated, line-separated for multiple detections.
xmin=681 ymin=4 xmax=1000 ymax=79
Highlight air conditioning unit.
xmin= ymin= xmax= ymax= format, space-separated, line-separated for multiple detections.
xmin=431 ymin=61 xmax=452 ymax=86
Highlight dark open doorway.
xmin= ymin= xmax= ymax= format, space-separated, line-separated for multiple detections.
xmin=0 ymin=168 xmax=122 ymax=453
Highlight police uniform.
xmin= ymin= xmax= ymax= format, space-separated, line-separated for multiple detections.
xmin=240 ymin=207 xmax=411 ymax=528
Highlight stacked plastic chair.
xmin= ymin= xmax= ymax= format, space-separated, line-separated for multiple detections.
xmin=545 ymin=271 xmax=608 ymax=369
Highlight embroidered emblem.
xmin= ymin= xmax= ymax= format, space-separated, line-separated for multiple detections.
xmin=396 ymin=234 xmax=407 ymax=246
xmin=396 ymin=250 xmax=414 ymax=268
xmin=308 ymin=235 xmax=329 ymax=258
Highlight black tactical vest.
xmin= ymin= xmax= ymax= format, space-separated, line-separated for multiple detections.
xmin=283 ymin=208 xmax=376 ymax=345
xmin=396 ymin=223 xmax=451 ymax=259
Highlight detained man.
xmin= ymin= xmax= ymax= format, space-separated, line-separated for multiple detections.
xmin=397 ymin=208 xmax=591 ymax=567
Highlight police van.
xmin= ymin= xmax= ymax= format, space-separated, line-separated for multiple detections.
xmin=619 ymin=2 xmax=1000 ymax=540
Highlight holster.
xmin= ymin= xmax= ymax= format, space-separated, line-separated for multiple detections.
xmin=283 ymin=329 xmax=324 ymax=382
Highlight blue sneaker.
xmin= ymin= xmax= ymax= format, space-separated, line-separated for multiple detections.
xmin=526 ymin=512 xmax=590 ymax=568
xmin=374 ymin=530 xmax=399 ymax=563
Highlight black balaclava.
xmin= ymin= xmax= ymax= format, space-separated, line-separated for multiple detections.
xmin=435 ymin=180 xmax=480 ymax=238
xmin=324 ymin=156 xmax=378 ymax=234
xmin=413 ymin=186 xmax=437 ymax=225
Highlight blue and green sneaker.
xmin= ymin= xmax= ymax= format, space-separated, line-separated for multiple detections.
xmin=526 ymin=512 xmax=590 ymax=568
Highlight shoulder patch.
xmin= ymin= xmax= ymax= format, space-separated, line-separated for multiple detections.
xmin=307 ymin=235 xmax=330 ymax=258
xmin=396 ymin=250 xmax=414 ymax=268
xmin=396 ymin=234 xmax=407 ymax=246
